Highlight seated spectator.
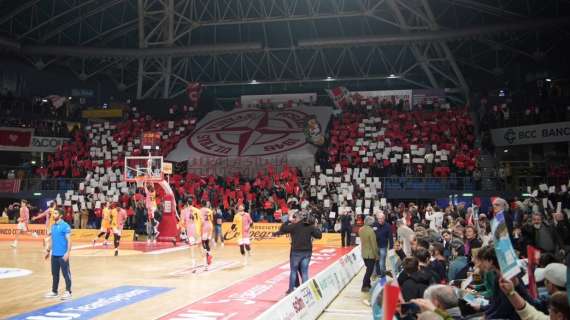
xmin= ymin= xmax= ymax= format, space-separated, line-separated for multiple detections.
xmin=447 ymin=241 xmax=469 ymax=281
xmin=499 ymin=278 xmax=568 ymax=320
xmin=400 ymin=256 xmax=434 ymax=301
xmin=476 ymin=246 xmax=535 ymax=320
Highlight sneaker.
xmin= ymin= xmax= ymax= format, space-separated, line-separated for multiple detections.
xmin=207 ymin=255 xmax=213 ymax=265
xmin=32 ymin=232 xmax=38 ymax=238
xmin=10 ymin=242 xmax=17 ymax=248
xmin=114 ymin=250 xmax=118 ymax=256
xmin=44 ymin=291 xmax=58 ymax=298
xmin=92 ymin=239 xmax=96 ymax=247
xmin=60 ymin=291 xmax=72 ymax=300
xmin=221 ymin=242 xmax=224 ymax=247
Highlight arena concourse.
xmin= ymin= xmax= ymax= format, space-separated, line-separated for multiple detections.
xmin=1 ymin=1 xmax=570 ymax=320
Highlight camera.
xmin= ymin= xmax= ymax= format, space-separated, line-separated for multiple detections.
xmin=298 ymin=210 xmax=316 ymax=225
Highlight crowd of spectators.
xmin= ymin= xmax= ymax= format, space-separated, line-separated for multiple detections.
xmin=359 ymin=194 xmax=570 ymax=319
xmin=319 ymin=105 xmax=478 ymax=179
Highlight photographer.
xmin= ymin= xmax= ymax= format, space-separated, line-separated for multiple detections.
xmin=273 ymin=210 xmax=322 ymax=294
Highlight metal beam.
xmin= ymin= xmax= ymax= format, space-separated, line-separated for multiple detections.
xmin=298 ymin=16 xmax=570 ymax=47
xmin=386 ymin=0 xmax=439 ymax=88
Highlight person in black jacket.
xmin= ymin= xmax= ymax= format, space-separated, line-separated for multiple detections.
xmin=372 ymin=213 xmax=393 ymax=277
xmin=399 ymin=256 xmax=433 ymax=301
xmin=274 ymin=210 xmax=323 ymax=294
xmin=339 ymin=210 xmax=353 ymax=247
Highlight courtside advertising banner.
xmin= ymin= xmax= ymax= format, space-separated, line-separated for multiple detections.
xmin=222 ymin=222 xmax=340 ymax=246
xmin=167 ymin=107 xmax=333 ymax=177
xmin=255 ymin=246 xmax=363 ymax=320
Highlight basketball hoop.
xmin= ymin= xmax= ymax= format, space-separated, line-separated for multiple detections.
xmin=124 ymin=155 xmax=164 ymax=183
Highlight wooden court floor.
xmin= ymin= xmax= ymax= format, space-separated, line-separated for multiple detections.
xmin=0 ymin=240 xmax=294 ymax=320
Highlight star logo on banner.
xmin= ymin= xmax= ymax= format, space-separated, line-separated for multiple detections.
xmin=187 ymin=109 xmax=310 ymax=157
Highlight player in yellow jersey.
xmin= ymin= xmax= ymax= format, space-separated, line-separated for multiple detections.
xmin=233 ymin=205 xmax=253 ymax=265
xmin=93 ymin=202 xmax=112 ymax=247
xmin=32 ymin=201 xmax=57 ymax=248
xmin=112 ymin=204 xmax=127 ymax=256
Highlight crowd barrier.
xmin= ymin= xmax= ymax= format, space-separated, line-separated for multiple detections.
xmin=256 ymin=245 xmax=364 ymax=320
xmin=0 ymin=224 xmax=134 ymax=242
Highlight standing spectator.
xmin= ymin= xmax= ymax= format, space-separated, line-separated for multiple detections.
xmin=397 ymin=219 xmax=415 ymax=256
xmin=339 ymin=209 xmax=353 ymax=247
xmin=464 ymin=225 xmax=482 ymax=260
xmin=80 ymin=209 xmax=89 ymax=229
xmin=274 ymin=210 xmax=322 ymax=294
xmin=359 ymin=216 xmax=379 ymax=292
xmin=523 ymin=213 xmax=557 ymax=254
xmin=372 ymin=212 xmax=393 ymax=277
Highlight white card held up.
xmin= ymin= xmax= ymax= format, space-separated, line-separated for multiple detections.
xmin=310 ymin=178 xmax=316 ymax=186
xmin=329 ymin=211 xmax=336 ymax=219
xmin=324 ymin=199 xmax=330 ymax=208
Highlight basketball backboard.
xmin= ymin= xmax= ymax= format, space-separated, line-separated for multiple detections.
xmin=124 ymin=156 xmax=164 ymax=182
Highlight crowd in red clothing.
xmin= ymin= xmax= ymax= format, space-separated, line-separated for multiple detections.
xmin=326 ymin=107 xmax=478 ymax=177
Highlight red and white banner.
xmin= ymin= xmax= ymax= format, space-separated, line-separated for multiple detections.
xmin=0 ymin=127 xmax=32 ymax=148
xmin=0 ymin=179 xmax=22 ymax=193
xmin=167 ymin=106 xmax=332 ymax=177
xmin=186 ymin=82 xmax=202 ymax=107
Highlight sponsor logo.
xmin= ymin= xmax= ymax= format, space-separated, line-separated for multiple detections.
xmin=0 ymin=268 xmax=32 ymax=279
xmin=31 ymin=136 xmax=69 ymax=150
xmin=187 ymin=109 xmax=312 ymax=157
xmin=503 ymin=129 xmax=516 ymax=144
xmin=8 ymin=286 xmax=172 ymax=320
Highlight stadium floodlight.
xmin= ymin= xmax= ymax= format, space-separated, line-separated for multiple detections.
xmin=250 ymin=80 xmax=259 ymax=84
xmin=324 ymin=76 xmax=335 ymax=81
xmin=546 ymin=78 xmax=552 ymax=82
xmin=388 ymin=74 xmax=398 ymax=79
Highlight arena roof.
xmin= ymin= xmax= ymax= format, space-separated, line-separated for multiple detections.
xmin=1 ymin=0 xmax=569 ymax=100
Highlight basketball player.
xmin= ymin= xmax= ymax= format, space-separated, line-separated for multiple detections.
xmin=233 ymin=205 xmax=253 ymax=265
xmin=92 ymin=202 xmax=112 ymax=247
xmin=200 ymin=201 xmax=214 ymax=248
xmin=145 ymin=183 xmax=159 ymax=244
xmin=113 ymin=204 xmax=128 ymax=256
xmin=32 ymin=201 xmax=57 ymax=248
xmin=11 ymin=200 xmax=37 ymax=248
xmin=182 ymin=201 xmax=199 ymax=266
xmin=201 ymin=214 xmax=213 ymax=268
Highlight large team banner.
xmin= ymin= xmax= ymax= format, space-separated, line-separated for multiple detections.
xmin=167 ymin=107 xmax=333 ymax=177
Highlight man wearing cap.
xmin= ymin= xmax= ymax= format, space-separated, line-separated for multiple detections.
xmin=535 ymin=263 xmax=567 ymax=296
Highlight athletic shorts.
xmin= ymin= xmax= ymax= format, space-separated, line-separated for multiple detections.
xmin=17 ymin=223 xmax=28 ymax=232
xmin=238 ymin=238 xmax=251 ymax=245
xmin=113 ymin=228 xmax=122 ymax=236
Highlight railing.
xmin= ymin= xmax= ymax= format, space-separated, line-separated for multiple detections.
xmin=14 ymin=176 xmax=502 ymax=194
xmin=18 ymin=178 xmax=84 ymax=192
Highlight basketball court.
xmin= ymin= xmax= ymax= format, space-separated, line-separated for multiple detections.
xmin=0 ymin=240 xmax=357 ymax=319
